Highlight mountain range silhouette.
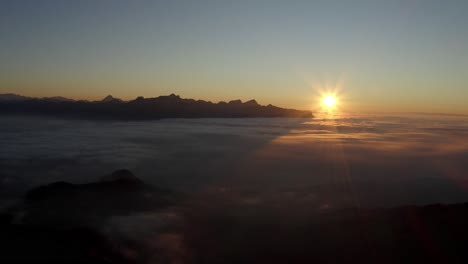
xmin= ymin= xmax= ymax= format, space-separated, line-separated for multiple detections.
xmin=0 ymin=93 xmax=313 ymax=120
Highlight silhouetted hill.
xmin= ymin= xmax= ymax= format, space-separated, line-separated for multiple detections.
xmin=3 ymin=170 xmax=468 ymax=263
xmin=42 ymin=96 xmax=76 ymax=102
xmin=16 ymin=170 xmax=178 ymax=226
xmin=1 ymin=170 xmax=179 ymax=263
xmin=0 ymin=93 xmax=313 ymax=119
xmin=0 ymin=93 xmax=32 ymax=101
xmin=0 ymin=94 xmax=75 ymax=102
xmin=101 ymin=95 xmax=123 ymax=103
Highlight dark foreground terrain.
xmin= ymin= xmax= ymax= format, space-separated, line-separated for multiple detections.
xmin=0 ymin=94 xmax=313 ymax=119
xmin=2 ymin=170 xmax=468 ymax=264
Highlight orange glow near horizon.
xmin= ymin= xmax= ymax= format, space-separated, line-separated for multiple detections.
xmin=308 ymin=79 xmax=344 ymax=112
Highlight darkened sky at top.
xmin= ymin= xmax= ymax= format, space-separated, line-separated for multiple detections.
xmin=1 ymin=0 xmax=467 ymax=113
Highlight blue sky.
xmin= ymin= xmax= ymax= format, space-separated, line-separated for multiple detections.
xmin=1 ymin=0 xmax=468 ymax=113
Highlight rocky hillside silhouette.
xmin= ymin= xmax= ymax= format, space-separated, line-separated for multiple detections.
xmin=0 ymin=93 xmax=313 ymax=119
xmin=3 ymin=170 xmax=468 ymax=263
xmin=17 ymin=170 xmax=179 ymax=226
xmin=1 ymin=170 xmax=180 ymax=264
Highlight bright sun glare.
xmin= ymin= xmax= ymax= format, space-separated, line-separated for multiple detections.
xmin=323 ymin=95 xmax=336 ymax=108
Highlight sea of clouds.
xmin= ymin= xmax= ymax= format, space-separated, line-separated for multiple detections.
xmin=0 ymin=113 xmax=468 ymax=207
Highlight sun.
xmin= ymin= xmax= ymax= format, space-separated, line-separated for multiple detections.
xmin=322 ymin=95 xmax=336 ymax=108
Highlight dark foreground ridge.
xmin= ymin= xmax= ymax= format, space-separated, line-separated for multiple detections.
xmin=2 ymin=170 xmax=468 ymax=263
xmin=0 ymin=93 xmax=313 ymax=119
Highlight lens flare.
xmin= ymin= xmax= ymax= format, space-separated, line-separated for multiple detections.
xmin=305 ymin=78 xmax=345 ymax=113
xmin=323 ymin=95 xmax=336 ymax=108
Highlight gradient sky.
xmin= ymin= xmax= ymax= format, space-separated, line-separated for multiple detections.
xmin=1 ymin=0 xmax=467 ymax=113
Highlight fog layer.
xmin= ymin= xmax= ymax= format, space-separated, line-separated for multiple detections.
xmin=1 ymin=113 xmax=467 ymax=207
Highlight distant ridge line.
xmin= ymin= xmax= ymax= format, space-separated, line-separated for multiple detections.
xmin=0 ymin=93 xmax=314 ymax=120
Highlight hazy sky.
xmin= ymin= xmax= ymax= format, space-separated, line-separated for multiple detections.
xmin=1 ymin=0 xmax=467 ymax=113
